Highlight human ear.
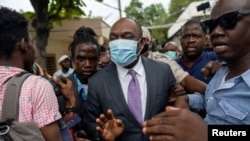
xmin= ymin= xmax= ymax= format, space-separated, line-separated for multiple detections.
xmin=140 ymin=37 xmax=148 ymax=44
xmin=19 ymin=38 xmax=28 ymax=54
xmin=137 ymin=38 xmax=148 ymax=50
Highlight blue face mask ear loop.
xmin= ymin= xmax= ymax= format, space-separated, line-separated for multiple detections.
xmin=136 ymin=38 xmax=149 ymax=56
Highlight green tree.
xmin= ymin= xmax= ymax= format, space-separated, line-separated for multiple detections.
xmin=125 ymin=0 xmax=169 ymax=45
xmin=124 ymin=0 xmax=144 ymax=23
xmin=144 ymin=4 xmax=169 ymax=44
xmin=24 ymin=0 xmax=102 ymax=70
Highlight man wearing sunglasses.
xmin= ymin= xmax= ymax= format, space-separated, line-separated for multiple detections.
xmin=142 ymin=0 xmax=250 ymax=140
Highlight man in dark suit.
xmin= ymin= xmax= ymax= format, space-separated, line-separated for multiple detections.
xmin=85 ymin=18 xmax=176 ymax=141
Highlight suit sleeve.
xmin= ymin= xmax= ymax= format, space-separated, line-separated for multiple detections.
xmin=84 ymin=79 xmax=103 ymax=140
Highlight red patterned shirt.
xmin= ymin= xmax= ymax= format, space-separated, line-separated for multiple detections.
xmin=0 ymin=66 xmax=61 ymax=128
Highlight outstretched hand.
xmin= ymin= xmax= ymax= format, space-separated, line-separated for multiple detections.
xmin=143 ymin=106 xmax=207 ymax=141
xmin=96 ymin=109 xmax=124 ymax=141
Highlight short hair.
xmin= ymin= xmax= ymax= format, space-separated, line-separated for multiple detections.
xmin=68 ymin=26 xmax=100 ymax=57
xmin=181 ymin=19 xmax=204 ymax=34
xmin=0 ymin=6 xmax=29 ymax=60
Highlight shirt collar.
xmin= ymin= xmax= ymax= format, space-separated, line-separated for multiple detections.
xmin=116 ymin=57 xmax=144 ymax=78
xmin=222 ymin=68 xmax=250 ymax=88
xmin=242 ymin=69 xmax=250 ymax=88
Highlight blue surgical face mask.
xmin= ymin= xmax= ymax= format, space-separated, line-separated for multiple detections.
xmin=109 ymin=39 xmax=138 ymax=67
xmin=165 ymin=51 xmax=177 ymax=60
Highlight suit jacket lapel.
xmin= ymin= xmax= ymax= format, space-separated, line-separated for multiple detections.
xmin=142 ymin=57 xmax=157 ymax=120
xmin=106 ymin=63 xmax=142 ymax=127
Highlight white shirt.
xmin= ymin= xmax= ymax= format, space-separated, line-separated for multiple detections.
xmin=116 ymin=57 xmax=147 ymax=119
xmin=53 ymin=68 xmax=74 ymax=77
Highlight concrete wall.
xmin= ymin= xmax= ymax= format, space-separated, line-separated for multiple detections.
xmin=29 ymin=18 xmax=110 ymax=73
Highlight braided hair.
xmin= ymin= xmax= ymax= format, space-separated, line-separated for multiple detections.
xmin=69 ymin=26 xmax=100 ymax=58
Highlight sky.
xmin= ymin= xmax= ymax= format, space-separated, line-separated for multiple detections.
xmin=0 ymin=0 xmax=170 ymax=26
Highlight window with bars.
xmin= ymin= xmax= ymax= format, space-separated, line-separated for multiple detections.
xmin=46 ymin=54 xmax=56 ymax=76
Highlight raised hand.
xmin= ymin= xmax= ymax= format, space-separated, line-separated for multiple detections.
xmin=96 ymin=109 xmax=124 ymax=141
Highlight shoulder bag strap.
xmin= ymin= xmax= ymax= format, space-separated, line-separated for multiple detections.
xmin=2 ymin=72 xmax=32 ymax=120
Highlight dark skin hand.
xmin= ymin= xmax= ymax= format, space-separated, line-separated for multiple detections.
xmin=201 ymin=61 xmax=222 ymax=79
xmin=172 ymin=95 xmax=189 ymax=109
xmin=54 ymin=76 xmax=91 ymax=141
xmin=53 ymin=75 xmax=76 ymax=107
xmin=73 ymin=130 xmax=91 ymax=141
xmin=168 ymin=85 xmax=196 ymax=109
xmin=169 ymin=77 xmax=206 ymax=106
xmin=180 ymin=75 xmax=207 ymax=95
xmin=96 ymin=109 xmax=124 ymax=141
xmin=142 ymin=106 xmax=208 ymax=141
xmin=168 ymin=84 xmax=186 ymax=104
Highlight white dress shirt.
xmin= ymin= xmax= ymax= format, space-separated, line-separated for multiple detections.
xmin=116 ymin=57 xmax=147 ymax=119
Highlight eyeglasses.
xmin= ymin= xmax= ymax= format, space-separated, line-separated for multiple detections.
xmin=201 ymin=10 xmax=250 ymax=34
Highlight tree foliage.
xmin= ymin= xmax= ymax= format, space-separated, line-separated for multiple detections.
xmin=24 ymin=0 xmax=102 ymax=70
xmin=125 ymin=0 xmax=169 ymax=45
xmin=124 ymin=0 xmax=143 ymax=23
xmin=124 ymin=0 xmax=203 ymax=46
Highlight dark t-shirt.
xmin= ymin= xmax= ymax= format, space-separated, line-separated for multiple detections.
xmin=176 ymin=51 xmax=219 ymax=84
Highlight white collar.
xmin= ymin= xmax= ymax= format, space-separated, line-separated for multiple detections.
xmin=116 ymin=57 xmax=144 ymax=78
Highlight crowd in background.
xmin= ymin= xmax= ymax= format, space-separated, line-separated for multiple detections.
xmin=0 ymin=0 xmax=250 ymax=140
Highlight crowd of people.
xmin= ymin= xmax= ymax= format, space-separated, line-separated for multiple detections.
xmin=0 ymin=0 xmax=249 ymax=140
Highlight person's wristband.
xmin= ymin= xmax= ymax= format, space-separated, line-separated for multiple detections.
xmin=64 ymin=106 xmax=77 ymax=114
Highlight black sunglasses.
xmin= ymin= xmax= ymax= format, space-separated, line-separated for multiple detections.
xmin=201 ymin=9 xmax=250 ymax=34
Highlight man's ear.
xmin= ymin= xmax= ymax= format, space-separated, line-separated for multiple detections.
xmin=18 ymin=38 xmax=28 ymax=54
xmin=138 ymin=38 xmax=148 ymax=49
xmin=140 ymin=37 xmax=148 ymax=44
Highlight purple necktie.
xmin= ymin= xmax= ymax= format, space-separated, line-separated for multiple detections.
xmin=127 ymin=69 xmax=143 ymax=124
